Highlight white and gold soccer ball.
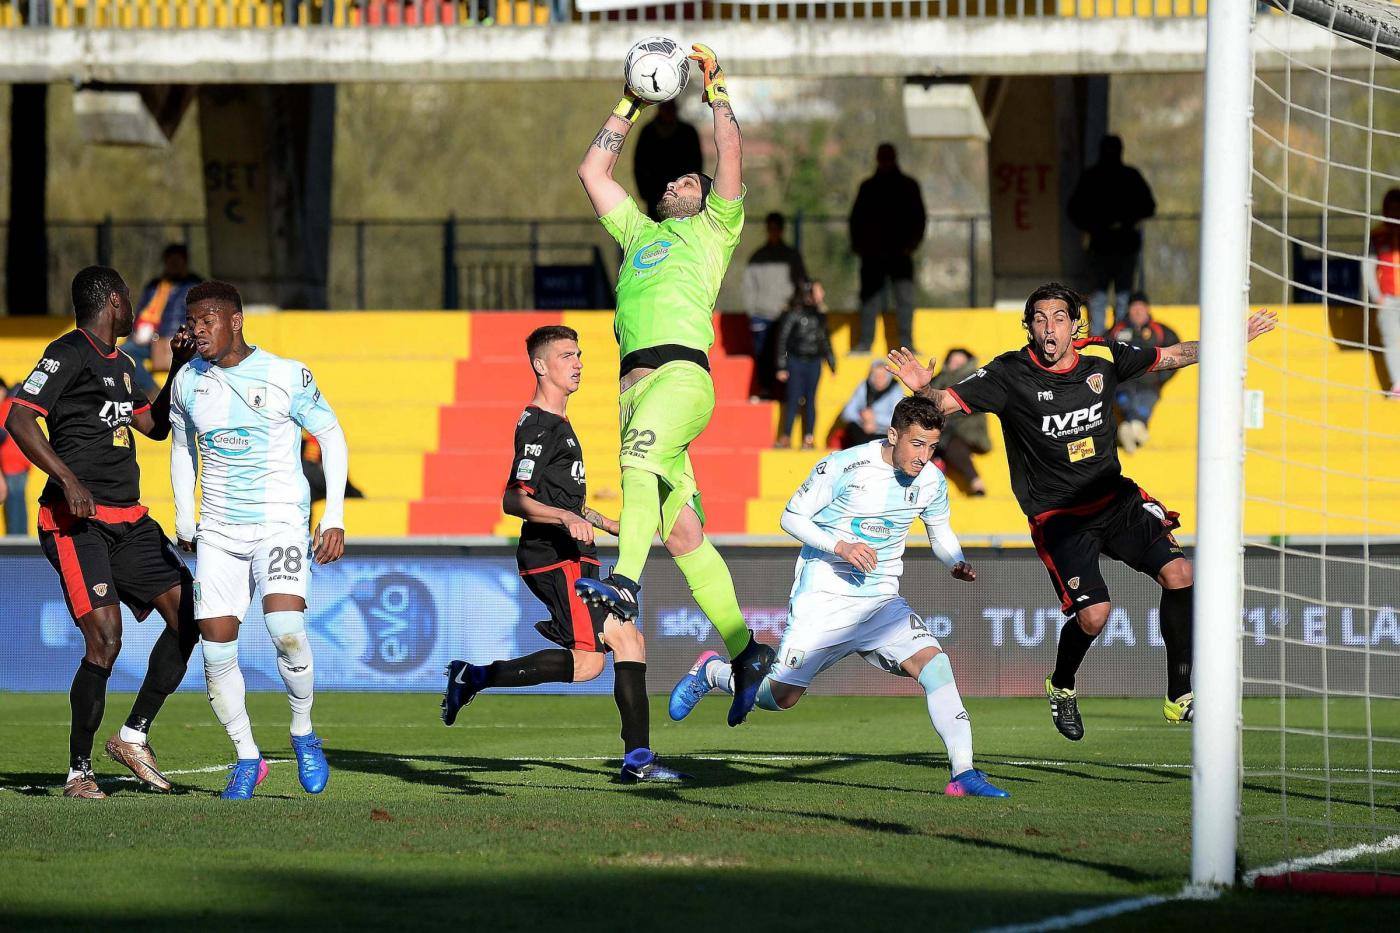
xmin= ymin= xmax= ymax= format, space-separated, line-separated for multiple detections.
xmin=624 ymin=37 xmax=690 ymax=104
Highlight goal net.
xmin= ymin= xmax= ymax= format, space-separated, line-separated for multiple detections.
xmin=1236 ymin=0 xmax=1400 ymax=894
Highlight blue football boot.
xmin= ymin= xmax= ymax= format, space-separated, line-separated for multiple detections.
xmin=441 ymin=660 xmax=486 ymax=726
xmin=728 ymin=635 xmax=776 ymax=727
xmin=220 ymin=758 xmax=268 ymax=800
xmin=574 ymin=574 xmax=640 ymax=622
xmin=945 ymin=768 xmax=1011 ymax=798
xmin=619 ymin=748 xmax=691 ymax=784
xmin=669 ymin=650 xmax=722 ymax=721
xmin=290 ymin=731 xmax=330 ymax=794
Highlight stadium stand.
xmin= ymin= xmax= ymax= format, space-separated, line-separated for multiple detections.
xmin=0 ymin=0 xmax=1206 ymax=30
xmin=1 ymin=303 xmax=1388 ymax=542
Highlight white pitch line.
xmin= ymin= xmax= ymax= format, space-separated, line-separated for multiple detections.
xmin=1243 ymin=834 xmax=1400 ymax=886
xmin=973 ymin=885 xmax=1220 ymax=933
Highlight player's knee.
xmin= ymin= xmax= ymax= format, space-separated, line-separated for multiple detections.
xmin=81 ymin=614 xmax=123 ymax=665
xmin=571 ymin=650 xmax=605 ymax=682
xmin=1077 ymin=604 xmax=1110 ymax=636
xmin=1159 ymin=559 xmax=1193 ymax=590
xmin=201 ymin=637 xmax=238 ymax=672
xmin=761 ymin=678 xmax=801 ymax=710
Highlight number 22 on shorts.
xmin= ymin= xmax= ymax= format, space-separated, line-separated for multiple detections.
xmin=621 ymin=428 xmax=657 ymax=458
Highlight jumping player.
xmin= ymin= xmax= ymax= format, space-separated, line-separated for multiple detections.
xmin=5 ymin=266 xmax=198 ymax=798
xmin=669 ymin=397 xmax=1007 ymax=796
xmin=887 ymin=282 xmax=1277 ymax=739
xmin=574 ymin=43 xmax=775 ymax=726
xmin=170 ymin=282 xmax=347 ymax=799
xmin=441 ymin=326 xmax=686 ymax=783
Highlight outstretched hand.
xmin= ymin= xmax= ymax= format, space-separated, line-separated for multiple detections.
xmin=951 ymin=561 xmax=976 ymax=583
xmin=688 ymin=43 xmax=728 ymax=106
xmin=886 ymin=348 xmax=935 ymax=393
xmin=1247 ymin=308 xmax=1278 ymax=342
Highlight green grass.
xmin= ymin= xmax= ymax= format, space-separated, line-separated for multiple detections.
xmin=1 ymin=693 xmax=1396 ymax=931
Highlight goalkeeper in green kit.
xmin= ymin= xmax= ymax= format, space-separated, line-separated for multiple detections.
xmin=576 ymin=43 xmax=775 ymax=726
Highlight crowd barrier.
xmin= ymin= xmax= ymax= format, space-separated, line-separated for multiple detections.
xmin=2 ymin=542 xmax=1395 ymax=698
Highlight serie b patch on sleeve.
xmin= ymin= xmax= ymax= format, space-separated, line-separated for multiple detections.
xmin=1066 ymin=436 xmax=1095 ymax=463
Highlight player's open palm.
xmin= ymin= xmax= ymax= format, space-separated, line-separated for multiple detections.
xmin=1247 ymin=308 xmax=1279 ymax=342
xmin=313 ymin=525 xmax=345 ymax=564
xmin=886 ymin=348 xmax=934 ymax=393
xmin=951 ymin=561 xmax=977 ymax=582
xmin=835 ymin=540 xmax=879 ymax=573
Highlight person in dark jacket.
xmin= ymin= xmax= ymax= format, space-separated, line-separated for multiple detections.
xmin=930 ymin=348 xmax=992 ymax=496
xmin=848 ymin=143 xmax=926 ymax=354
xmin=1067 ymin=136 xmax=1156 ymax=335
xmin=774 ymin=280 xmax=837 ymax=450
xmin=1106 ymin=293 xmax=1179 ymax=452
xmin=633 ymin=101 xmax=704 ymax=221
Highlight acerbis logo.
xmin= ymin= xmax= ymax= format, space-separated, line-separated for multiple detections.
xmin=202 ymin=428 xmax=255 ymax=457
xmin=851 ymin=516 xmax=896 ymax=541
xmin=633 ymin=240 xmax=673 ymax=271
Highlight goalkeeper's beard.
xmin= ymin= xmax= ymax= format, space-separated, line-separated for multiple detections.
xmin=658 ymin=195 xmax=702 ymax=219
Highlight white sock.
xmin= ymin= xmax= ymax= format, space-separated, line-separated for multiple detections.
xmin=118 ymin=724 xmax=148 ymax=746
xmin=919 ymin=653 xmax=974 ymax=776
xmin=266 ymin=611 xmax=315 ymax=737
xmin=202 ymin=639 xmax=259 ymax=760
xmin=66 ymin=767 xmax=86 ymax=781
xmin=705 ymin=658 xmax=735 ymax=695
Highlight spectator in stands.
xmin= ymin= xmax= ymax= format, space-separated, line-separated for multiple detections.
xmin=848 ymin=143 xmax=926 ymax=355
xmin=1068 ymin=135 xmax=1156 ymax=335
xmin=1364 ymin=187 xmax=1400 ymax=400
xmin=633 ymin=101 xmax=703 ymax=221
xmin=1107 ymin=293 xmax=1180 ymax=452
xmin=838 ymin=361 xmax=904 ymax=450
xmin=125 ymin=244 xmax=203 ymax=397
xmin=930 ymin=349 xmax=990 ymax=496
xmin=0 ymin=378 xmax=30 ymax=535
xmin=774 ymin=280 xmax=837 ymax=450
xmin=742 ymin=211 xmax=807 ymax=398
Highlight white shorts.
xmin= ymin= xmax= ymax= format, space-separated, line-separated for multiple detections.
xmin=767 ymin=590 xmax=942 ymax=689
xmin=193 ymin=521 xmax=312 ymax=620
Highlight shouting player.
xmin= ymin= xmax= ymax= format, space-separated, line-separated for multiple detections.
xmin=170 ymin=282 xmax=348 ymax=799
xmin=670 ymin=397 xmax=1008 ymax=797
xmin=5 ymin=266 xmax=198 ymax=798
xmin=441 ymin=326 xmax=686 ymax=783
xmin=888 ymin=282 xmax=1277 ymax=739
xmin=575 ymin=43 xmax=774 ymax=726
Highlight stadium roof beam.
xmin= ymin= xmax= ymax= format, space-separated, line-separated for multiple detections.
xmin=0 ymin=17 xmax=1380 ymax=84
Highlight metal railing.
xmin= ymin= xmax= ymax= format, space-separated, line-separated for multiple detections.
xmin=1 ymin=0 xmax=1207 ymax=29
xmin=2 ymin=210 xmax=1343 ymax=315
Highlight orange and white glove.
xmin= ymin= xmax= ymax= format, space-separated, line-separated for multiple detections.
xmin=688 ymin=43 xmax=729 ymax=107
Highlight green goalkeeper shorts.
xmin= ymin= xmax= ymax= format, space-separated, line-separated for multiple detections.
xmin=617 ymin=361 xmax=715 ymax=538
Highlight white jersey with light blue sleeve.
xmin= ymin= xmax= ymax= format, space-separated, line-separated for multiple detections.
xmin=780 ymin=440 xmax=962 ymax=599
xmin=170 ymin=347 xmax=339 ymax=534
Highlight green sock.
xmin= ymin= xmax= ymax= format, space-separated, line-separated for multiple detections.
xmin=614 ymin=468 xmax=661 ymax=582
xmin=673 ymin=538 xmax=750 ymax=657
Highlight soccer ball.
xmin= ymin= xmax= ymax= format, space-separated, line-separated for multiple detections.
xmin=624 ymin=37 xmax=690 ymax=104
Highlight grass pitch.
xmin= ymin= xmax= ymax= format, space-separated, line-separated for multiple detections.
xmin=1 ymin=693 xmax=1395 ymax=931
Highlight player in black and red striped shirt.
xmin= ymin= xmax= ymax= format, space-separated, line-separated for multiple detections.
xmin=888 ymin=282 xmax=1276 ymax=740
xmin=6 ymin=266 xmax=199 ymax=798
xmin=440 ymin=325 xmax=687 ymax=783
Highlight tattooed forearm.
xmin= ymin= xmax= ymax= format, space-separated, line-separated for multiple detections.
xmin=591 ymin=129 xmax=626 ymax=154
xmin=1156 ymin=341 xmax=1200 ymax=371
xmin=712 ymin=100 xmax=739 ymax=127
xmin=582 ymin=507 xmax=612 ymax=532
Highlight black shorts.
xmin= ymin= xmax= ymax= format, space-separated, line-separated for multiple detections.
xmin=520 ymin=557 xmax=611 ymax=653
xmin=1028 ymin=480 xmax=1185 ymax=615
xmin=38 ymin=503 xmax=188 ymax=623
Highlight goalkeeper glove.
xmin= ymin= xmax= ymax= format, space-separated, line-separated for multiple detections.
xmin=688 ymin=43 xmax=729 ymax=107
xmin=612 ymin=89 xmax=650 ymax=126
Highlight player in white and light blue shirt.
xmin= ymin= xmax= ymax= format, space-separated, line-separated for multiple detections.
xmin=169 ymin=281 xmax=349 ymax=800
xmin=669 ymin=395 xmax=1008 ymax=797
